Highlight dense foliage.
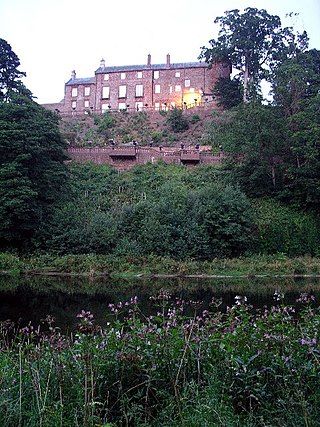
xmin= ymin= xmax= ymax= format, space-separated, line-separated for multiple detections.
xmin=200 ymin=8 xmax=308 ymax=102
xmin=0 ymin=39 xmax=68 ymax=250
xmin=0 ymin=292 xmax=319 ymax=426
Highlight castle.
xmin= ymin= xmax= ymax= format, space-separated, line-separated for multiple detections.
xmin=44 ymin=54 xmax=230 ymax=115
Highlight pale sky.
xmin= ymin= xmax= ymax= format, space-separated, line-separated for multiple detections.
xmin=1 ymin=0 xmax=319 ymax=104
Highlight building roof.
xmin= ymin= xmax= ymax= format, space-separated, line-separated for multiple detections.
xmin=95 ymin=61 xmax=209 ymax=74
xmin=65 ymin=77 xmax=95 ymax=86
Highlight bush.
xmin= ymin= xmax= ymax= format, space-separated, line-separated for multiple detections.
xmin=252 ymin=199 xmax=320 ymax=256
xmin=166 ymin=108 xmax=189 ymax=133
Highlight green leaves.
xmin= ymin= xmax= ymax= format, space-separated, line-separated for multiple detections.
xmin=0 ymin=95 xmax=67 ymax=249
xmin=200 ymin=8 xmax=309 ymax=102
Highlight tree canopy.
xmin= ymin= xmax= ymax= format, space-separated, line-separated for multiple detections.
xmin=199 ymin=8 xmax=309 ymax=103
xmin=0 ymin=39 xmax=67 ymax=249
xmin=0 ymin=38 xmax=31 ymax=102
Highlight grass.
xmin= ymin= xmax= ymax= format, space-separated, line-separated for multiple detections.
xmin=1 ymin=252 xmax=320 ymax=278
xmin=0 ymin=291 xmax=319 ymax=426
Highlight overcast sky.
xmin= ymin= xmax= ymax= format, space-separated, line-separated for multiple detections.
xmin=1 ymin=0 xmax=319 ymax=104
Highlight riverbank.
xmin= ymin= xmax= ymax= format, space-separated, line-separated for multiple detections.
xmin=1 ymin=252 xmax=320 ymax=278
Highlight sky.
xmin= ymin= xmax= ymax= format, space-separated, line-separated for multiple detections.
xmin=1 ymin=0 xmax=319 ymax=104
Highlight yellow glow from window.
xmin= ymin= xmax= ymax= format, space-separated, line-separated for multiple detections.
xmin=183 ymin=90 xmax=201 ymax=106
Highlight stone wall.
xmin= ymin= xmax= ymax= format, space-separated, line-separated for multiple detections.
xmin=66 ymin=146 xmax=223 ymax=171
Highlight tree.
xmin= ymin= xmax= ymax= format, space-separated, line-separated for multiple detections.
xmin=199 ymin=8 xmax=308 ymax=103
xmin=271 ymin=49 xmax=320 ymax=210
xmin=0 ymin=38 xmax=31 ymax=102
xmin=166 ymin=108 xmax=189 ymax=133
xmin=211 ymin=103 xmax=288 ymax=197
xmin=0 ymin=39 xmax=68 ymax=249
xmin=213 ymin=76 xmax=242 ymax=109
xmin=272 ymin=49 xmax=320 ymax=116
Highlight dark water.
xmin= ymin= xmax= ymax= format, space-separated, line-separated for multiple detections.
xmin=1 ymin=274 xmax=320 ymax=332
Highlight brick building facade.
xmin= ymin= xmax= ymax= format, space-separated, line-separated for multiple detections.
xmin=47 ymin=54 xmax=230 ymax=115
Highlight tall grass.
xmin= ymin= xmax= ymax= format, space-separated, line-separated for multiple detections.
xmin=0 ymin=290 xmax=319 ymax=426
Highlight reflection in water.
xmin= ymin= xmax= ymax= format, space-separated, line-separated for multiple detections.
xmin=0 ymin=275 xmax=320 ymax=332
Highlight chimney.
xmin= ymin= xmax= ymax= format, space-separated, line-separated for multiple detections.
xmin=166 ymin=54 xmax=170 ymax=68
xmin=147 ymin=53 xmax=151 ymax=68
xmin=100 ymin=58 xmax=105 ymax=69
xmin=71 ymin=70 xmax=76 ymax=80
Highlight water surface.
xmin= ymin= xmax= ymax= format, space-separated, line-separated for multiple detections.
xmin=1 ymin=275 xmax=319 ymax=332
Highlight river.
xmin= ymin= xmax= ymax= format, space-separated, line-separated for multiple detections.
xmin=1 ymin=274 xmax=320 ymax=332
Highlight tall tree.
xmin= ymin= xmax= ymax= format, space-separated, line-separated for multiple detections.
xmin=0 ymin=38 xmax=31 ymax=102
xmin=272 ymin=49 xmax=320 ymax=210
xmin=0 ymin=39 xmax=67 ymax=249
xmin=199 ymin=8 xmax=308 ymax=103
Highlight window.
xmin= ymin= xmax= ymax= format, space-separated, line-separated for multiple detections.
xmin=155 ymin=102 xmax=160 ymax=111
xmin=84 ymin=100 xmax=90 ymax=108
xmin=118 ymin=102 xmax=127 ymax=111
xmin=154 ymin=70 xmax=159 ymax=79
xmin=119 ymin=85 xmax=127 ymax=98
xmin=190 ymin=87 xmax=195 ymax=92
xmin=175 ymin=71 xmax=181 ymax=77
xmin=102 ymin=86 xmax=110 ymax=99
xmin=72 ymin=101 xmax=77 ymax=109
xmin=170 ymin=102 xmax=176 ymax=108
xmin=71 ymin=88 xmax=78 ymax=97
xmin=154 ymin=84 xmax=160 ymax=94
xmin=135 ymin=101 xmax=143 ymax=111
xmin=184 ymin=79 xmax=190 ymax=87
xmin=104 ymin=74 xmax=109 ymax=80
xmin=102 ymin=104 xmax=110 ymax=113
xmin=175 ymin=85 xmax=181 ymax=92
xmin=84 ymin=87 xmax=90 ymax=96
xmin=135 ymin=84 xmax=143 ymax=97
xmin=169 ymin=86 xmax=173 ymax=94
xmin=137 ymin=71 xmax=143 ymax=78
xmin=120 ymin=72 xmax=126 ymax=80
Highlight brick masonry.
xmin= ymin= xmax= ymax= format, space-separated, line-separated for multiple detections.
xmin=43 ymin=55 xmax=231 ymax=115
xmin=67 ymin=146 xmax=223 ymax=171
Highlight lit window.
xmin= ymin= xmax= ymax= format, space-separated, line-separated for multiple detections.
xmin=155 ymin=102 xmax=160 ymax=111
xmin=155 ymin=84 xmax=160 ymax=94
xmin=137 ymin=71 xmax=143 ymax=78
xmin=154 ymin=70 xmax=159 ymax=79
xmin=102 ymin=104 xmax=110 ymax=113
xmin=175 ymin=85 xmax=181 ymax=92
xmin=119 ymin=85 xmax=127 ymax=98
xmin=104 ymin=74 xmax=109 ymax=80
xmin=118 ymin=102 xmax=127 ymax=111
xmin=102 ymin=86 xmax=110 ymax=99
xmin=185 ymin=79 xmax=190 ymax=87
xmin=84 ymin=87 xmax=90 ymax=96
xmin=72 ymin=101 xmax=77 ymax=109
xmin=190 ymin=87 xmax=195 ymax=92
xmin=169 ymin=86 xmax=173 ymax=94
xmin=135 ymin=84 xmax=143 ymax=97
xmin=120 ymin=73 xmax=126 ymax=80
xmin=175 ymin=71 xmax=181 ymax=77
xmin=84 ymin=100 xmax=89 ymax=108
xmin=71 ymin=88 xmax=78 ymax=97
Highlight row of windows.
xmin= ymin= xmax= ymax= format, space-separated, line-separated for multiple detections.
xmin=101 ymin=83 xmax=193 ymax=99
xmin=71 ymin=100 xmax=177 ymax=112
xmin=71 ymin=78 xmax=192 ymax=99
xmin=102 ymin=70 xmax=184 ymax=81
xmin=72 ymin=87 xmax=91 ymax=97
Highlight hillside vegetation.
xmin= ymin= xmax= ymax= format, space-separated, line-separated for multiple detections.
xmin=60 ymin=108 xmax=217 ymax=148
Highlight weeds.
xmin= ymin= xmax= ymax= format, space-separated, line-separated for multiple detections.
xmin=0 ymin=291 xmax=319 ymax=425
